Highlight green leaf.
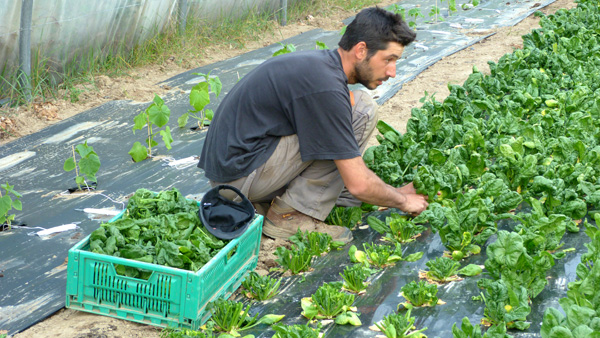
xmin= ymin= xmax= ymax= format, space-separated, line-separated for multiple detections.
xmin=63 ymin=157 xmax=76 ymax=171
xmin=0 ymin=195 xmax=11 ymax=217
xmin=129 ymin=142 xmax=148 ymax=162
xmin=209 ymin=77 xmax=222 ymax=97
xmin=132 ymin=111 xmax=147 ymax=131
xmin=148 ymin=97 xmax=170 ymax=127
xmin=404 ymin=251 xmax=424 ymax=262
xmin=256 ymin=314 xmax=284 ymax=325
xmin=78 ymin=154 xmax=101 ymax=178
xmin=190 ymin=83 xmax=210 ymax=111
xmin=177 ymin=112 xmax=189 ymax=128
xmin=160 ymin=126 xmax=173 ymax=150
xmin=458 ymin=264 xmax=482 ymax=276
xmin=12 ymin=199 xmax=22 ymax=211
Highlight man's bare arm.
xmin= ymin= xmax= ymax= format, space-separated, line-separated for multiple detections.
xmin=334 ymin=156 xmax=428 ymax=214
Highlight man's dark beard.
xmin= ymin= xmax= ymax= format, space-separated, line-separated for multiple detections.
xmin=354 ymin=59 xmax=377 ymax=90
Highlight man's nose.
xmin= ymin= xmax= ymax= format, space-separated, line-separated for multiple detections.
xmin=386 ymin=63 xmax=397 ymax=78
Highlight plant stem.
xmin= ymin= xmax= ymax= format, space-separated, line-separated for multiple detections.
xmin=146 ymin=113 xmax=152 ymax=157
xmin=71 ymin=145 xmax=81 ymax=190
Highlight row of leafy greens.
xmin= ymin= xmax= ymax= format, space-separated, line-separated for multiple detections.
xmin=365 ymin=0 xmax=600 ymax=336
xmin=88 ymin=188 xmax=226 ymax=278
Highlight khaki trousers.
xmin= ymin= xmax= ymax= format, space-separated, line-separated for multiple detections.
xmin=211 ymin=90 xmax=378 ymax=220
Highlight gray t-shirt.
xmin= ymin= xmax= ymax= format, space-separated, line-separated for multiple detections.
xmin=199 ymin=49 xmax=360 ymax=182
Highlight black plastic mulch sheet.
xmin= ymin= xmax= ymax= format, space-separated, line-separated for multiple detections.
xmin=239 ymin=209 xmax=589 ymax=338
xmin=0 ymin=0 xmax=558 ymax=334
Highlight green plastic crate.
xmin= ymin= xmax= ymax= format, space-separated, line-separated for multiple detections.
xmin=65 ymin=212 xmax=263 ymax=330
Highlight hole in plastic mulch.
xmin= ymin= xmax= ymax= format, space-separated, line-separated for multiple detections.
xmin=67 ymin=181 xmax=97 ymax=194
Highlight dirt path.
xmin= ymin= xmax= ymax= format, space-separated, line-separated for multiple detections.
xmin=5 ymin=0 xmax=577 ymax=336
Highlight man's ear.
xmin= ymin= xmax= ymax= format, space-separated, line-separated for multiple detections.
xmin=354 ymin=41 xmax=368 ymax=61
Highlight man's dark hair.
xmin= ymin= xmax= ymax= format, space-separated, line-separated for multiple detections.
xmin=339 ymin=7 xmax=416 ymax=59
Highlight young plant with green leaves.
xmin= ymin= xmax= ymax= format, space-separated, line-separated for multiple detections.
xmin=288 ymin=229 xmax=342 ymax=256
xmin=271 ymin=323 xmax=322 ymax=338
xmin=0 ymin=182 xmax=22 ymax=229
xmin=340 ymin=263 xmax=373 ymax=294
xmin=177 ymin=72 xmax=222 ymax=129
xmin=400 ymin=280 xmax=440 ymax=309
xmin=451 ymin=317 xmax=511 ymax=338
xmin=368 ymin=213 xmax=425 ymax=243
xmin=372 ymin=309 xmax=428 ymax=338
xmin=208 ymin=298 xmax=284 ymax=335
xmin=241 ymin=271 xmax=281 ymax=301
xmin=407 ymin=8 xmax=424 ymax=28
xmin=325 ymin=205 xmax=363 ymax=229
xmin=349 ymin=242 xmax=423 ymax=268
xmin=63 ymin=141 xmax=101 ymax=191
xmin=301 ymin=282 xmax=361 ymax=325
xmin=129 ymin=94 xmax=173 ymax=162
xmin=274 ymin=245 xmax=313 ymax=274
xmin=475 ymin=280 xmax=531 ymax=331
xmin=423 ymin=256 xmax=461 ymax=283
xmin=272 ymin=42 xmax=296 ymax=57
xmin=315 ymin=40 xmax=328 ymax=50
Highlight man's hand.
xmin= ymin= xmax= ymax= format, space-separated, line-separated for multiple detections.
xmin=398 ymin=182 xmax=417 ymax=195
xmin=396 ymin=182 xmax=428 ymax=216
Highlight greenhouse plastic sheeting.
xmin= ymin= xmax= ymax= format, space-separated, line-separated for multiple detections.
xmin=238 ymin=209 xmax=589 ymax=338
xmin=0 ymin=0 xmax=558 ymax=334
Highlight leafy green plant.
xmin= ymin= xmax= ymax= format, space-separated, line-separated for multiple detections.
xmin=271 ymin=323 xmax=322 ymax=338
xmin=63 ymin=140 xmax=101 ymax=191
xmin=424 ymin=256 xmax=461 ymax=283
xmin=400 ymin=280 xmax=440 ymax=309
xmin=389 ymin=4 xmax=406 ymax=20
xmin=288 ymin=229 xmax=341 ymax=256
xmin=368 ymin=213 xmax=425 ymax=243
xmin=451 ymin=317 xmax=511 ymax=338
xmin=208 ymin=298 xmax=284 ymax=335
xmin=461 ymin=0 xmax=480 ymax=10
xmin=407 ymin=8 xmax=424 ymax=28
xmin=160 ymin=327 xmax=215 ymax=338
xmin=274 ymin=245 xmax=313 ymax=274
xmin=301 ymin=282 xmax=361 ymax=325
xmin=475 ymin=280 xmax=531 ymax=331
xmin=340 ymin=264 xmax=373 ymax=294
xmin=325 ymin=205 xmax=363 ymax=229
xmin=315 ymin=40 xmax=328 ymax=50
xmin=373 ymin=309 xmax=428 ymax=338
xmin=129 ymin=94 xmax=173 ymax=162
xmin=0 ymin=182 xmax=22 ymax=229
xmin=349 ymin=242 xmax=423 ymax=268
xmin=241 ymin=271 xmax=281 ymax=301
xmin=272 ymin=42 xmax=296 ymax=57
xmin=177 ymin=72 xmax=222 ymax=129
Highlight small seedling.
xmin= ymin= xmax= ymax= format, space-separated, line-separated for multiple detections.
xmin=271 ymin=323 xmax=322 ymax=338
xmin=340 ymin=264 xmax=372 ymax=294
xmin=423 ymin=256 xmax=461 ymax=283
xmin=241 ymin=271 xmax=281 ymax=301
xmin=371 ymin=309 xmax=428 ymax=338
xmin=315 ymin=40 xmax=328 ymax=50
xmin=349 ymin=242 xmax=423 ymax=268
xmin=408 ymin=8 xmax=424 ymax=28
xmin=177 ymin=72 xmax=222 ymax=129
xmin=272 ymin=43 xmax=296 ymax=57
xmin=63 ymin=140 xmax=100 ymax=191
xmin=129 ymin=94 xmax=173 ymax=162
xmin=274 ymin=245 xmax=313 ymax=274
xmin=301 ymin=282 xmax=361 ymax=325
xmin=208 ymin=298 xmax=284 ymax=335
xmin=0 ymin=182 xmax=22 ymax=229
xmin=400 ymin=280 xmax=440 ymax=309
xmin=325 ymin=206 xmax=363 ymax=229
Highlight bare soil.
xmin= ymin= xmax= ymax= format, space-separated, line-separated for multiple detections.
xmin=4 ymin=0 xmax=577 ymax=336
